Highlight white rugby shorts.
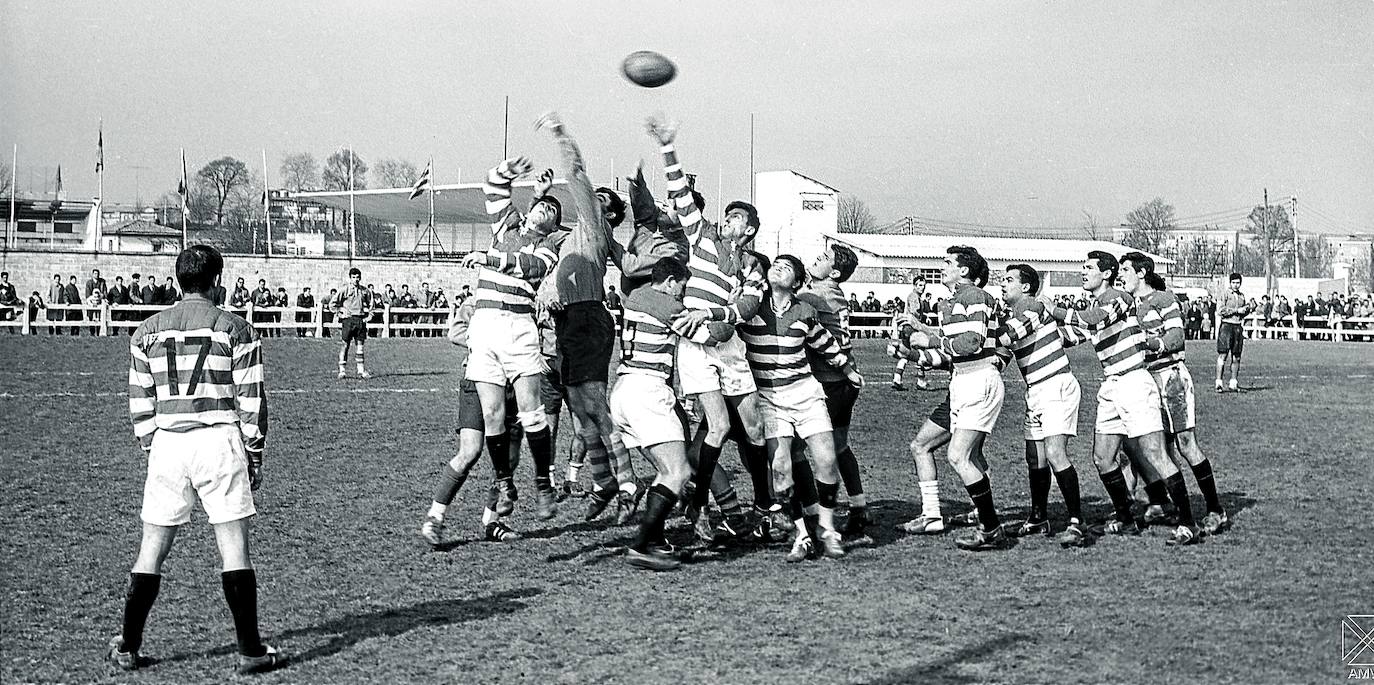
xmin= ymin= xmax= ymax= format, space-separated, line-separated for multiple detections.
xmin=757 ymin=378 xmax=833 ymax=440
xmin=465 ymin=308 xmax=548 ymax=385
xmin=141 ymin=423 xmax=256 ymax=526
xmin=677 ymin=334 xmax=757 ymax=397
xmin=1152 ymin=363 xmax=1196 ymax=434
xmin=1024 ymin=373 xmax=1081 ymax=441
xmin=949 ymin=365 xmax=1005 ymax=434
xmin=1095 ymin=368 xmax=1165 ymax=438
xmin=610 ymin=373 xmax=684 ymax=449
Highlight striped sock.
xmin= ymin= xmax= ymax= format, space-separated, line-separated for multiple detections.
xmin=713 ymin=484 xmax=743 ymax=518
xmin=583 ymin=436 xmax=616 ymax=491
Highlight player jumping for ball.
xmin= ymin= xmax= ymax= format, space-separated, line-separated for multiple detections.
xmin=461 ymin=152 xmax=568 ymax=523
xmin=108 ymin=246 xmax=285 ymax=675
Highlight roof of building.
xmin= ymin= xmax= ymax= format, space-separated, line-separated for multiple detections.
xmin=826 ymin=232 xmax=1174 ymax=265
xmin=294 ymin=180 xmax=585 ymax=225
xmin=105 ymin=218 xmax=181 ymax=238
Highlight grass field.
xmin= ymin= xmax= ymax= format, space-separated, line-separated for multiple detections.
xmin=1 ymin=334 xmax=1370 ymax=684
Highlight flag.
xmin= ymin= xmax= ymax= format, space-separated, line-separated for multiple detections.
xmin=96 ymin=123 xmax=104 ymax=174
xmin=177 ymin=150 xmax=188 ymax=199
xmin=409 ymin=159 xmax=432 ymax=200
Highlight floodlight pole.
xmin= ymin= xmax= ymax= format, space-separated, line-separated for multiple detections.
xmin=7 ymin=144 xmax=15 ymax=251
xmin=428 ymin=157 xmax=436 ymax=261
xmin=262 ymin=149 xmax=272 ymax=258
xmin=348 ymin=146 xmax=356 ymax=262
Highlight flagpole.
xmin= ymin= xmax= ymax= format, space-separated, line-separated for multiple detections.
xmin=262 ymin=149 xmax=272 ymax=258
xmin=427 ymin=157 xmax=436 ymax=262
xmin=95 ymin=119 xmax=103 ymax=255
xmin=180 ymin=149 xmax=188 ymax=250
xmin=7 ymin=144 xmax=15 ymax=250
xmin=348 ymin=146 xmax=356 ymax=261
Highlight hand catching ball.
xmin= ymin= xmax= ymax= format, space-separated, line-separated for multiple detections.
xmin=622 ymin=51 xmax=676 ymax=88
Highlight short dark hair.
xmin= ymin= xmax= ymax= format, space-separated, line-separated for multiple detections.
xmin=947 ymin=246 xmax=990 ymax=287
xmin=1005 ymin=264 xmax=1041 ymax=295
xmin=132 ymin=273 xmax=140 ymax=279
xmin=349 ymin=267 xmax=362 ymax=277
xmin=747 ymin=250 xmax=772 ymax=275
xmin=175 ymin=245 xmax=224 ymax=294
xmin=1087 ymin=250 xmax=1119 ymax=284
xmin=596 ymin=187 xmax=627 ymax=228
xmin=724 ymin=200 xmax=761 ymax=229
xmin=651 ymin=257 xmax=690 ymax=284
xmin=0 ymin=272 xmax=6 ymax=278
xmin=1229 ymin=272 xmax=1242 ymax=282
xmin=1120 ymin=251 xmax=1154 ymax=275
xmin=829 ymin=244 xmax=858 ymax=283
xmin=775 ymin=254 xmax=806 ymax=290
xmin=533 ymin=195 xmax=563 ymax=226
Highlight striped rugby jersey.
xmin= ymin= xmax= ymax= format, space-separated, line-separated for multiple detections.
xmin=476 ymin=159 xmax=568 ymax=316
xmin=1135 ymin=289 xmax=1187 ymax=372
xmin=129 ymin=297 xmax=266 ymax=453
xmin=738 ymin=297 xmax=849 ymax=392
xmin=798 ymin=280 xmax=852 ymax=383
xmin=997 ymin=300 xmax=1078 ymax=387
xmin=1051 ymin=288 xmax=1148 ymax=377
xmin=660 ymin=143 xmax=764 ymax=325
xmin=933 ymin=283 xmax=1000 ymax=369
xmin=618 ymin=287 xmax=686 ymax=381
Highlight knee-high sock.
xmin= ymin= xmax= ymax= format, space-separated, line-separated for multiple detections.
xmin=526 ymin=428 xmax=553 ymax=487
xmin=429 ymin=464 xmax=468 ymax=516
xmin=709 ymin=464 xmax=743 ymax=517
xmin=1164 ymin=472 xmax=1195 ymax=526
xmin=1190 ymin=459 xmax=1223 ymax=514
xmin=792 ymin=455 xmax=819 ymax=512
xmin=1028 ymin=466 xmax=1052 ymax=522
xmin=836 ymin=446 xmax=865 ymax=507
xmin=964 ymin=475 xmax=1001 ymax=532
xmin=1099 ymin=467 xmax=1135 ymax=523
xmin=740 ymin=440 xmax=772 ymax=509
xmin=221 ymin=569 xmax=265 ymax=658
xmin=816 ymin=480 xmax=840 ymax=532
xmin=1053 ymin=466 xmax=1082 ymax=521
xmin=691 ymin=442 xmax=723 ymax=510
xmin=582 ymin=433 xmax=617 ymax=491
xmin=919 ymin=480 xmax=941 ymax=519
xmin=486 ymin=433 xmax=513 ymax=481
xmin=633 ymin=484 xmax=678 ymax=551
xmin=1144 ymin=478 xmax=1171 ymax=507
xmin=120 ymin=573 xmax=161 ymax=654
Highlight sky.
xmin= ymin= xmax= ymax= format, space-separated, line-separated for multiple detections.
xmin=2 ymin=0 xmax=1371 ymax=235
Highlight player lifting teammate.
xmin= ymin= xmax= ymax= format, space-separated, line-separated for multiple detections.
xmin=108 ymin=245 xmax=285 ymax=674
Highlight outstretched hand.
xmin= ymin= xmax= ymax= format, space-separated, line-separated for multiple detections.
xmin=505 ymin=156 xmax=534 ymax=177
xmin=645 ymin=115 xmax=677 ymax=145
xmin=461 ymin=252 xmax=486 ymax=269
xmin=533 ymin=168 xmax=555 ymax=198
xmin=534 ymin=111 xmax=566 ymax=135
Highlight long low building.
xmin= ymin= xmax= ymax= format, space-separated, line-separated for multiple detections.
xmin=822 ymin=232 xmax=1173 ymax=300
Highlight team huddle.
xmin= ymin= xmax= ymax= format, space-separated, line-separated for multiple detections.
xmin=104 ymin=112 xmax=1232 ymax=674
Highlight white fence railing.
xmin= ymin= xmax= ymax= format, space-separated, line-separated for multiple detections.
xmin=1 ymin=303 xmax=1369 ymax=341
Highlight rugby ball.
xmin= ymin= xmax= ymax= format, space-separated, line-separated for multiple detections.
xmin=622 ymin=51 xmax=677 ymax=88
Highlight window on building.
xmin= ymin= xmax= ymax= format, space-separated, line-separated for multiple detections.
xmin=801 ymin=199 xmax=825 ymax=211
xmin=17 ymin=221 xmax=37 ymax=233
xmin=54 ymin=222 xmax=75 ymax=234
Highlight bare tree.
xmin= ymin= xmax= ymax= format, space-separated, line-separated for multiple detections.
xmin=0 ymin=161 xmax=12 ymax=194
xmin=837 ymin=194 xmax=877 ymax=233
xmin=1296 ymin=235 xmax=1334 ymax=279
xmin=1121 ymin=198 xmax=1176 ymax=253
xmin=1245 ymin=204 xmax=1295 ymax=289
xmin=322 ymin=150 xmax=368 ymax=191
xmin=1079 ymin=209 xmax=1106 ymax=240
xmin=374 ymin=158 xmax=419 ymax=188
xmin=279 ymin=152 xmax=319 ymax=191
xmin=196 ymin=156 xmax=251 ymax=226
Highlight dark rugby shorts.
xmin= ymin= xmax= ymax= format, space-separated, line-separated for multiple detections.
xmin=821 ymin=379 xmax=861 ymax=430
xmin=1216 ymin=322 xmax=1245 ymax=357
xmin=341 ymin=316 xmax=368 ymax=344
xmin=553 ymin=301 xmax=615 ymax=385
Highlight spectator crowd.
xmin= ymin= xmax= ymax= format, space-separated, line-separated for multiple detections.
xmin=2 ymin=267 xmax=1372 ymax=342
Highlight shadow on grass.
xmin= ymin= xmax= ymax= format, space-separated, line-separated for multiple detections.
xmin=866 ymin=632 xmax=1031 ymax=685
xmin=159 ymin=587 xmax=541 ymax=668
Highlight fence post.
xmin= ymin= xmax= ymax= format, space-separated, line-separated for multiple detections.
xmin=21 ymin=305 xmax=31 ymax=335
xmin=100 ymin=303 xmax=110 ymax=336
xmin=316 ymin=304 xmax=325 ymax=338
xmin=246 ymin=301 xmax=256 ymax=333
xmin=382 ymin=303 xmax=392 ymax=338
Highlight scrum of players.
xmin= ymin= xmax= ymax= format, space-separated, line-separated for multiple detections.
xmin=418 ymin=111 xmax=1233 ymax=571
